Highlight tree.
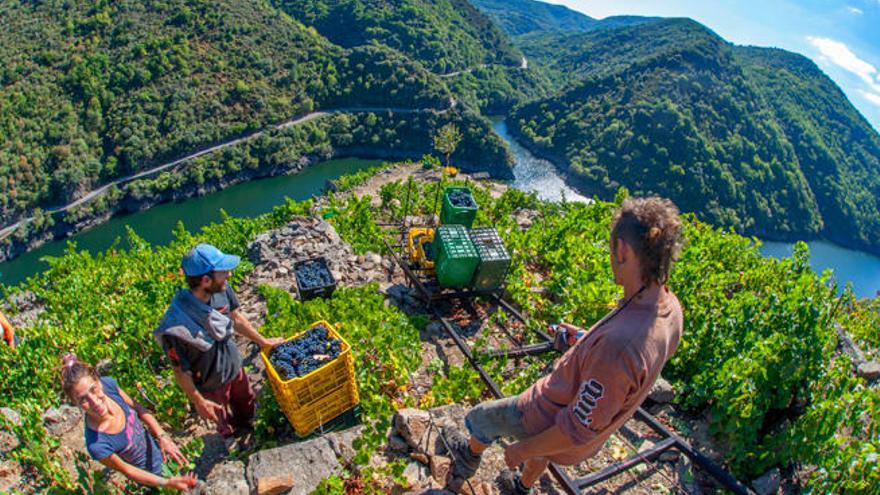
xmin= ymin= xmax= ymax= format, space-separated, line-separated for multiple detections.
xmin=433 ymin=123 xmax=462 ymax=167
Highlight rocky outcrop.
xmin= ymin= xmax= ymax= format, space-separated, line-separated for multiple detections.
xmin=195 ymin=461 xmax=249 ymax=495
xmin=648 ymin=376 xmax=675 ymax=404
xmin=390 ymin=405 xmax=505 ymax=494
xmin=246 ymin=426 xmax=363 ymax=495
xmin=247 ymin=217 xmax=396 ymax=294
xmin=41 ymin=405 xmax=102 ymax=481
xmin=0 ymin=408 xmax=21 ymax=492
xmin=751 ymin=467 xmax=781 ymax=495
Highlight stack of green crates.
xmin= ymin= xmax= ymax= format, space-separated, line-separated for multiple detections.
xmin=469 ymin=228 xmax=511 ymax=290
xmin=433 ymin=225 xmax=479 ymax=288
xmin=440 ymin=187 xmax=478 ymax=228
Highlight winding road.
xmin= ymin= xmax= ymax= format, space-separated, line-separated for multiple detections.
xmin=0 ymin=54 xmax=532 ymax=241
xmin=0 ymin=56 xmax=531 ymax=241
xmin=0 ymin=101 xmax=458 ymax=241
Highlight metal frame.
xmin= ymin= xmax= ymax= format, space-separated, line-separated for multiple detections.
xmin=382 ymin=235 xmax=753 ymax=494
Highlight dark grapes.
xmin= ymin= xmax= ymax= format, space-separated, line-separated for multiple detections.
xmin=269 ymin=325 xmax=344 ymax=380
xmin=448 ymin=190 xmax=476 ymax=208
xmin=423 ymin=241 xmax=434 ymax=261
xmin=295 ymin=259 xmax=334 ymax=290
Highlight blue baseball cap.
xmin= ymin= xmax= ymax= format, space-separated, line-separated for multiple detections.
xmin=181 ymin=244 xmax=240 ymax=277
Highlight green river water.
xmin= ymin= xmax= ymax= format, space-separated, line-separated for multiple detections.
xmin=0 ymin=158 xmax=381 ymax=286
xmin=3 ymin=126 xmax=880 ymax=298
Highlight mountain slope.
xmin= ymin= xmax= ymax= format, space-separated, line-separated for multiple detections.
xmin=510 ymin=19 xmax=842 ymax=240
xmin=513 ymin=16 xmax=701 ymax=91
xmin=0 ymin=0 xmax=478 ymax=226
xmin=268 ymin=0 xmax=521 ymax=73
xmin=737 ymin=47 xmax=880 ymax=251
xmin=270 ymin=0 xmax=550 ymax=113
xmin=469 ymin=0 xmax=597 ymax=36
xmin=493 ymin=3 xmax=880 ymax=252
xmin=471 ymin=0 xmax=656 ymax=39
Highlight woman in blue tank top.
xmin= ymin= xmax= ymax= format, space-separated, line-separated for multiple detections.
xmin=61 ymin=354 xmax=196 ymax=491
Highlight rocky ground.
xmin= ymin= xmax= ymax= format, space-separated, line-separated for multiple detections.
xmin=4 ymin=164 xmax=877 ymax=494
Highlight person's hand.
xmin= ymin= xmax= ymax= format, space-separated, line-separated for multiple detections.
xmin=558 ymin=322 xmax=583 ymax=346
xmin=261 ymin=337 xmax=285 ymax=349
xmin=193 ymin=397 xmax=224 ymax=424
xmin=163 ymin=473 xmax=198 ymax=491
xmin=504 ymin=442 xmax=526 ymax=470
xmin=158 ymin=435 xmax=188 ymax=466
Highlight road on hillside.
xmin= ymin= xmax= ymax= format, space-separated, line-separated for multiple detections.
xmin=0 ymin=101 xmax=457 ymax=241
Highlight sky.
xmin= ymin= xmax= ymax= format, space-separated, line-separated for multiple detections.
xmin=544 ymin=0 xmax=880 ymax=132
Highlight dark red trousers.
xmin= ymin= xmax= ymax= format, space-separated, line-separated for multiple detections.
xmin=202 ymin=369 xmax=255 ymax=438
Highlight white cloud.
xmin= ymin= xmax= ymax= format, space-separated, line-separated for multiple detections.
xmin=859 ymin=90 xmax=880 ymax=107
xmin=847 ymin=6 xmax=863 ymax=14
xmin=806 ymin=36 xmax=880 ymax=94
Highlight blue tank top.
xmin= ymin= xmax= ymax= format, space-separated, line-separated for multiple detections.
xmin=84 ymin=377 xmax=163 ymax=476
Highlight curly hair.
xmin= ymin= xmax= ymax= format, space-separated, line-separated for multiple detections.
xmin=611 ymin=197 xmax=683 ymax=286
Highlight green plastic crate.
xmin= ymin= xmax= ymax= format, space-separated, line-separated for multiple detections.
xmin=469 ymin=228 xmax=511 ymax=290
xmin=434 ymin=225 xmax=479 ymax=288
xmin=440 ymin=187 xmax=478 ymax=228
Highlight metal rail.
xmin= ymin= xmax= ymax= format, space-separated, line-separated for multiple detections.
xmin=382 ymin=228 xmax=752 ymax=494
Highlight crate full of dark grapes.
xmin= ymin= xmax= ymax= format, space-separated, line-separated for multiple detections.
xmin=468 ymin=227 xmax=511 ymax=290
xmin=260 ymin=321 xmax=359 ymax=437
xmin=293 ymin=257 xmax=337 ymax=301
xmin=440 ymin=186 xmax=478 ymax=228
xmin=433 ymin=224 xmax=479 ymax=288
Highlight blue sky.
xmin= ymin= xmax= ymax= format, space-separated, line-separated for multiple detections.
xmin=545 ymin=0 xmax=880 ymax=132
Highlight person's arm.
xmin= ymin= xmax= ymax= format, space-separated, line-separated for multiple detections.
xmin=171 ymin=365 xmax=224 ymax=424
xmin=161 ymin=336 xmax=224 ymax=424
xmin=230 ymin=308 xmax=283 ymax=348
xmin=116 ymin=387 xmax=188 ymax=466
xmin=506 ymin=341 xmax=632 ymax=467
xmin=98 ymin=454 xmax=196 ymax=491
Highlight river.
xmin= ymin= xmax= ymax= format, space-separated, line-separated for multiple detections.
xmin=489 ymin=118 xmax=880 ymax=299
xmin=3 ymin=123 xmax=880 ymax=298
xmin=0 ymin=158 xmax=382 ymax=286
xmin=490 ymin=118 xmax=589 ymax=203
xmin=760 ymin=241 xmax=880 ymax=298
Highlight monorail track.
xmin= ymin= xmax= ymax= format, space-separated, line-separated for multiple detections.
xmin=382 ymin=235 xmax=752 ymax=494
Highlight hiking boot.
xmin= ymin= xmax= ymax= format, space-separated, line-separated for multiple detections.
xmin=442 ymin=426 xmax=482 ymax=479
xmin=497 ymin=470 xmax=533 ymax=495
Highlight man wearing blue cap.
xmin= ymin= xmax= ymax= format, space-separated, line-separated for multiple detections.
xmin=153 ymin=244 xmax=283 ymax=438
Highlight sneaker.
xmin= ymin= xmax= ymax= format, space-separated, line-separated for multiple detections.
xmin=497 ymin=470 xmax=533 ymax=495
xmin=442 ymin=426 xmax=482 ymax=479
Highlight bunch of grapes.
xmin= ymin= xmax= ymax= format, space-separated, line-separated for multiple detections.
xmin=448 ymin=190 xmax=476 ymax=208
xmin=295 ymin=260 xmax=334 ymax=290
xmin=423 ymin=241 xmax=434 ymax=261
xmin=269 ymin=325 xmax=343 ymax=379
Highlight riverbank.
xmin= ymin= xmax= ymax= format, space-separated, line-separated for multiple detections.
xmin=0 ymin=109 xmax=514 ymax=266
xmin=494 ymin=118 xmax=880 ymax=299
xmin=502 ymin=118 xmax=880 ymax=259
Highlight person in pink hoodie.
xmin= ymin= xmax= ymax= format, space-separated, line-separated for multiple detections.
xmin=445 ymin=197 xmax=685 ymax=494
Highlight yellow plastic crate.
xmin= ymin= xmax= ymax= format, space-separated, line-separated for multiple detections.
xmin=407 ymin=228 xmax=435 ymax=270
xmin=260 ymin=320 xmax=359 ymax=436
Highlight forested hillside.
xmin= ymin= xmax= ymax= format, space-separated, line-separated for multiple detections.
xmin=268 ymin=0 xmax=521 ymax=73
xmin=472 ymin=0 xmax=656 ymax=39
xmin=270 ymin=0 xmax=549 ymax=114
xmin=506 ymin=17 xmax=880 ymax=253
xmin=469 ymin=0 xmax=597 ymax=36
xmin=0 ymin=0 xmax=497 ymax=229
xmin=737 ymin=47 xmax=880 ymax=255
